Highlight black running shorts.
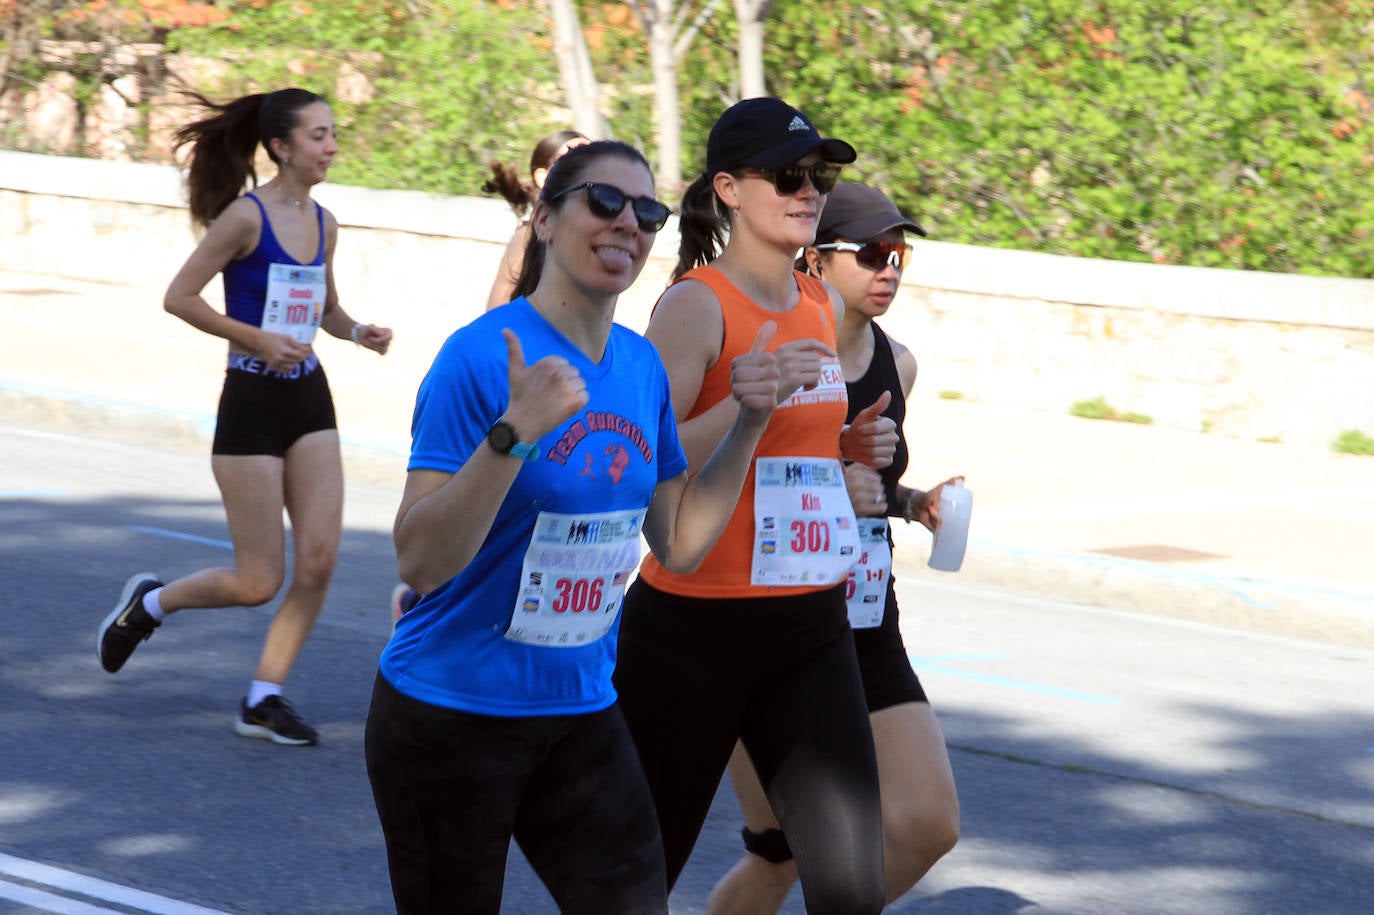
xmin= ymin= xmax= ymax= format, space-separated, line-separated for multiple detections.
xmin=211 ymin=354 xmax=337 ymax=457
xmin=851 ymin=580 xmax=928 ymax=713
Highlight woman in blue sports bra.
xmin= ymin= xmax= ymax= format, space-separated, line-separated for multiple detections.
xmin=95 ymin=87 xmax=392 ymax=747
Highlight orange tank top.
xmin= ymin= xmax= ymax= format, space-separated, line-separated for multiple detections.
xmin=638 ymin=265 xmax=849 ymax=599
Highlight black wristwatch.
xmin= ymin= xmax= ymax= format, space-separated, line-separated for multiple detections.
xmin=486 ymin=420 xmax=539 ymax=461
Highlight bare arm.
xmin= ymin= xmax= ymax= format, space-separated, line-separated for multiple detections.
xmin=316 ymin=209 xmax=392 ymax=354
xmin=643 ymin=324 xmax=779 ymax=573
xmin=643 ymin=280 xmax=728 ymax=473
xmin=890 ymin=334 xmax=918 ymax=399
xmin=485 ymin=224 xmax=531 ymax=311
xmin=393 ymin=329 xmax=588 ymax=593
xmin=163 ymin=199 xmax=299 ymax=357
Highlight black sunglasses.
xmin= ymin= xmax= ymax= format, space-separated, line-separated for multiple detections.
xmin=815 ymin=240 xmax=913 ymax=271
xmin=738 ymin=162 xmax=842 ymax=195
xmin=547 ymin=182 xmax=672 ymax=233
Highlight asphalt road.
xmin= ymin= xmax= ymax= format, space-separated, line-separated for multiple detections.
xmin=2 ymin=424 xmax=1372 ymax=914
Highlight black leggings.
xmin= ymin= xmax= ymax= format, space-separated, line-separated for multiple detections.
xmin=613 ymin=580 xmax=885 ymax=915
xmin=364 ymin=674 xmax=667 ymax=915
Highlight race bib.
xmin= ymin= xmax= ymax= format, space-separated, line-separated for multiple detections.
xmin=261 ymin=263 xmax=326 ymax=345
xmin=751 ymin=457 xmax=860 ymax=586
xmin=845 ymin=518 xmax=892 ymax=629
xmin=505 ymin=508 xmax=645 ymax=647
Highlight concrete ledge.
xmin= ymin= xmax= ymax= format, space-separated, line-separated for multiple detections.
xmin=6 ymin=148 xmax=1369 ymax=329
xmin=0 ymin=148 xmax=675 ymax=247
xmin=2 ymin=150 xmax=185 ymax=206
xmin=913 ymin=239 xmax=1374 ymax=331
xmin=5 ymin=150 xmax=1374 ymax=447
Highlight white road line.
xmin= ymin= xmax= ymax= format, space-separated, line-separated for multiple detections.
xmin=0 ymin=878 xmax=124 ymax=914
xmin=0 ymin=854 xmax=230 ymax=915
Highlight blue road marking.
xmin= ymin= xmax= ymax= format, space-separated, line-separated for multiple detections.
xmin=126 ymin=525 xmax=234 ymax=551
xmin=910 ymin=654 xmax=1120 ymax=704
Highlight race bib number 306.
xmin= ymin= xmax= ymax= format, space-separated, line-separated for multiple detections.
xmin=752 ymin=457 xmax=860 ymax=586
xmin=505 ymin=508 xmax=645 ymax=647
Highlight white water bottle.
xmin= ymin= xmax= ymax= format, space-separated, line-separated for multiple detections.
xmin=928 ymin=480 xmax=972 ymax=572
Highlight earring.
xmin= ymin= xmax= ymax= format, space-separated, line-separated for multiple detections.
xmin=283 ymin=157 xmax=291 ymax=166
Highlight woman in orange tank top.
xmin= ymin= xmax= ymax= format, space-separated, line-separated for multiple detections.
xmin=709 ymin=182 xmax=964 ymax=914
xmin=614 ymin=98 xmax=898 ymax=915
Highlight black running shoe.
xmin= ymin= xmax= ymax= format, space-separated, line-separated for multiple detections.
xmin=235 ymin=695 xmax=318 ymax=746
xmin=96 ymin=572 xmax=163 ymax=673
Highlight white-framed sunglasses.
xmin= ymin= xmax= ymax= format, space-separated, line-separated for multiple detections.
xmin=814 ymin=240 xmax=912 ymax=271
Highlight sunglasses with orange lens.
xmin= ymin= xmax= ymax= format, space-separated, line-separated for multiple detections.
xmin=814 ymin=240 xmax=912 ymax=271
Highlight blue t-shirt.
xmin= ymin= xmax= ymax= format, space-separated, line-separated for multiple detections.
xmin=221 ymin=193 xmax=326 ymax=328
xmin=379 ymin=298 xmax=688 ymax=717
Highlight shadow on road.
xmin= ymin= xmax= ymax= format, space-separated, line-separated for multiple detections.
xmin=3 ymin=494 xmax=1373 ymax=914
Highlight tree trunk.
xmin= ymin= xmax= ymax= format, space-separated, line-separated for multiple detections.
xmin=734 ymin=0 xmax=772 ymax=99
xmin=647 ymin=0 xmax=682 ymax=191
xmin=547 ymin=0 xmax=610 ymax=138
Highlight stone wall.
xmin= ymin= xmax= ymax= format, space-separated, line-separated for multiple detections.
xmin=4 ymin=149 xmax=1373 ymax=448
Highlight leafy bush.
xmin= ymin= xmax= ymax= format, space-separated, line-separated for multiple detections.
xmin=1070 ymin=396 xmax=1152 ymax=424
xmin=166 ymin=0 xmax=563 ymax=197
xmin=763 ymin=0 xmax=1374 ymax=277
xmin=11 ymin=0 xmax=1374 ymax=276
xmin=1333 ymin=429 xmax=1374 ymax=455
xmin=1070 ymin=396 xmax=1115 ymax=420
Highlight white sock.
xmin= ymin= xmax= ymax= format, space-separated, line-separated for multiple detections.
xmin=143 ymin=587 xmax=166 ymax=622
xmin=247 ymin=680 xmax=281 ymax=708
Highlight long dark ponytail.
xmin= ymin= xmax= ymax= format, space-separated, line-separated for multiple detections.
xmin=172 ymin=87 xmax=326 ymax=228
xmin=672 ymin=172 xmax=728 ymax=280
xmin=482 ymin=129 xmax=588 ymax=219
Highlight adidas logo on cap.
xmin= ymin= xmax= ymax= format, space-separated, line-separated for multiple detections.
xmin=787 ymin=115 xmax=809 ymax=132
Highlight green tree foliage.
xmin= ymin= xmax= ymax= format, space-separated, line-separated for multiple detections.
xmin=166 ymin=0 xmax=564 ymax=196
xmin=761 ymin=0 xmax=1374 ymax=276
xmin=11 ymin=0 xmax=1374 ymax=274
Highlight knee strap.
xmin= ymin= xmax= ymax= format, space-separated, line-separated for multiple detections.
xmin=741 ymin=826 xmax=794 ymax=864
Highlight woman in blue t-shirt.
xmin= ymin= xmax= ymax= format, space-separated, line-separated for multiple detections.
xmin=95 ymin=88 xmax=392 ymax=747
xmin=365 ymin=140 xmax=780 ymax=914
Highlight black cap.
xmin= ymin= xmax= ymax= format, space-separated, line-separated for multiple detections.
xmin=816 ymin=182 xmax=926 ymax=240
xmin=705 ymin=97 xmax=857 ymax=177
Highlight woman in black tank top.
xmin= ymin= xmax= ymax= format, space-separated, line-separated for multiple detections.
xmin=709 ymin=182 xmax=965 ymax=913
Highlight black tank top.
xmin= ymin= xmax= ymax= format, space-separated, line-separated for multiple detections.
xmin=845 ymin=322 xmax=908 ymax=514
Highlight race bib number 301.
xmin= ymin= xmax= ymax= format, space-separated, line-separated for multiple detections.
xmin=752 ymin=457 xmax=860 ymax=586
xmin=505 ymin=508 xmax=645 ymax=647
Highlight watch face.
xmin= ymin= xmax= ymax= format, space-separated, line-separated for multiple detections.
xmin=488 ymin=422 xmax=516 ymax=453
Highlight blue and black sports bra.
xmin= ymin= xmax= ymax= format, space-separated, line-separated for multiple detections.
xmin=221 ymin=192 xmax=325 ymax=328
